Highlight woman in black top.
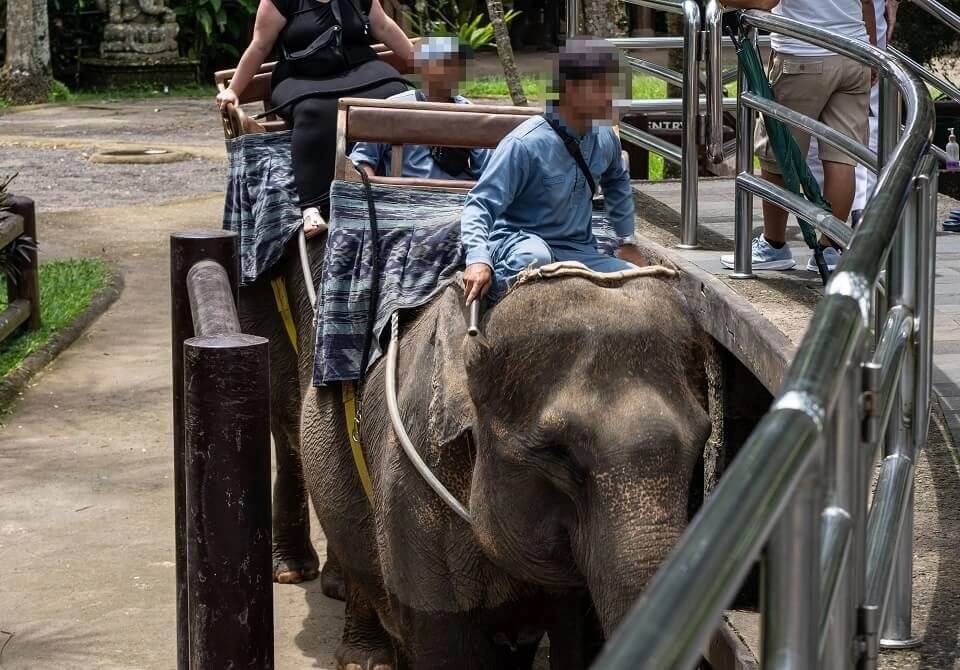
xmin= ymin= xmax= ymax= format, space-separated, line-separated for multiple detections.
xmin=216 ymin=0 xmax=412 ymax=230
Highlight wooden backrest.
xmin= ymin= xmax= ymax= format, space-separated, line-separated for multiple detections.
xmin=334 ymin=97 xmax=539 ymax=190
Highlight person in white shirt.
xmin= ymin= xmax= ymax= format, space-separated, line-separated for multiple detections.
xmin=719 ymin=0 xmax=877 ymax=273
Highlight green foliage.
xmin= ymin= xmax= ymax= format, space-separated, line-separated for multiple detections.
xmin=404 ymin=0 xmax=517 ymax=50
xmin=48 ymin=80 xmax=73 ymax=102
xmin=892 ymin=1 xmax=960 ymax=67
xmin=0 ymin=258 xmax=112 ymax=381
xmin=173 ymin=0 xmax=258 ymax=72
xmin=441 ymin=10 xmax=520 ymax=50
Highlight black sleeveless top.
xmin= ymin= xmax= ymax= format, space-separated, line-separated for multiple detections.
xmin=269 ymin=0 xmax=377 ymax=86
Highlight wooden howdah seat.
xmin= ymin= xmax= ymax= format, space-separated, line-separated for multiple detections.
xmin=334 ymin=97 xmax=539 ymax=191
xmin=214 ymin=43 xmax=416 ymax=139
xmin=215 ymin=47 xmax=628 ymax=193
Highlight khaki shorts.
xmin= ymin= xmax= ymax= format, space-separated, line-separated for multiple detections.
xmin=756 ymin=52 xmax=870 ymax=173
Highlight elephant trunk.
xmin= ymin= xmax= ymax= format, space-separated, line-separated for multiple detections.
xmin=576 ymin=467 xmax=689 ymax=636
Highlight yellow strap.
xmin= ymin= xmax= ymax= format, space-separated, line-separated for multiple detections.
xmin=270 ymin=277 xmax=374 ymax=504
xmin=342 ymin=382 xmax=375 ymax=503
xmin=271 ymin=276 xmax=299 ymax=353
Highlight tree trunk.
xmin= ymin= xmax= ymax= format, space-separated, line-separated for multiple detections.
xmin=581 ymin=0 xmax=628 ymax=37
xmin=484 ymin=0 xmax=527 ymax=106
xmin=0 ymin=0 xmax=52 ymax=105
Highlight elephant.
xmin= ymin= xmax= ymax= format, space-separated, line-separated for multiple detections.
xmin=237 ymin=235 xmax=345 ymax=597
xmin=300 ymin=272 xmax=713 ymax=668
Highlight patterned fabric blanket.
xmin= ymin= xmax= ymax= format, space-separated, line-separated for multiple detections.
xmin=222 ymin=130 xmax=302 ymax=285
xmin=313 ymin=180 xmax=622 ymax=386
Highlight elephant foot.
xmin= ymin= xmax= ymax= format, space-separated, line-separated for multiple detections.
xmin=273 ymin=545 xmax=320 ymax=585
xmin=321 ymin=558 xmax=347 ymax=601
xmin=336 ymin=643 xmax=395 ymax=670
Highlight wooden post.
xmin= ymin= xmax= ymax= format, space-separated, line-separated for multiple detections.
xmin=169 ymin=231 xmax=239 ymax=670
xmin=7 ymin=196 xmax=40 ymax=331
xmin=184 ymin=333 xmax=272 ymax=670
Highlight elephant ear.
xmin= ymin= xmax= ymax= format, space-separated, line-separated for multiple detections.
xmin=424 ymin=286 xmax=479 ymax=466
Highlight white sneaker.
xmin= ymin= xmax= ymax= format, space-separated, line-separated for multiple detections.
xmin=721 ymin=236 xmax=796 ymax=270
xmin=805 ymin=247 xmax=841 ymax=272
xmin=302 ymin=207 xmax=327 ymax=238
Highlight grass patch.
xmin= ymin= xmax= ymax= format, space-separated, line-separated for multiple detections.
xmin=0 ymin=258 xmax=112 ymax=379
xmin=461 ymin=75 xmax=549 ymax=99
xmin=460 ymin=74 xmax=668 ymax=101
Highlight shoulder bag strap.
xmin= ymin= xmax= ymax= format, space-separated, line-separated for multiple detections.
xmin=546 ymin=117 xmax=596 ymax=198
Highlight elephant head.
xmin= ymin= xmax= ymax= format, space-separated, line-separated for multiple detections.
xmin=448 ymin=276 xmax=711 ymax=635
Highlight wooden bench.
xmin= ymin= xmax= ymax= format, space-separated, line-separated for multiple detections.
xmin=334 ymin=97 xmax=539 ymax=191
xmin=333 ymin=97 xmax=631 ymax=192
xmin=214 ymin=43 xmax=415 ymax=140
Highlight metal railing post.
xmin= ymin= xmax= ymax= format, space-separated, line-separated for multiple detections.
xmin=914 ymin=158 xmax=939 ymax=450
xmin=763 ymin=449 xmax=823 ymax=669
xmin=821 ymin=359 xmax=862 ymax=668
xmin=732 ymin=28 xmax=756 ymax=278
xmin=678 ymin=0 xmax=701 ymax=249
xmin=880 ymin=160 xmax=925 ymax=650
xmin=567 ymin=0 xmax=578 ymax=37
xmin=705 ymin=0 xmax=724 ymax=163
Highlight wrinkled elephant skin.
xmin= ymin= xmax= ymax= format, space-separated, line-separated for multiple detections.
xmin=301 ymin=276 xmax=712 ymax=668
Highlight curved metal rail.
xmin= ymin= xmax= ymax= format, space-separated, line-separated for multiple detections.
xmin=595 ymin=8 xmax=934 ymax=669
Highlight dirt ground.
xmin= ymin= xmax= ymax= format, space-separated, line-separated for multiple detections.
xmin=0 ymin=100 xmax=344 ymax=668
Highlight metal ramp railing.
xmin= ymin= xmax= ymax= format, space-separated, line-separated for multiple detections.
xmin=579 ymin=2 xmax=960 ymax=667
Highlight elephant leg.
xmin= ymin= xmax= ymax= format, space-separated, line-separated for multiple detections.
xmin=238 ymin=277 xmax=318 ymax=584
xmin=272 ymin=398 xmax=319 ymax=584
xmin=336 ymin=581 xmax=396 ymax=670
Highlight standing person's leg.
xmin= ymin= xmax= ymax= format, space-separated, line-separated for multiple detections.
xmin=818 ymin=57 xmax=871 ymax=233
xmin=723 ymin=53 xmax=833 ymax=271
xmin=757 ymin=54 xmax=834 ymax=246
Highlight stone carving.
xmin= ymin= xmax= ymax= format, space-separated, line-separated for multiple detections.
xmin=95 ymin=0 xmax=180 ymax=61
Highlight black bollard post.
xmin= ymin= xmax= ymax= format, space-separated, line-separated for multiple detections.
xmin=170 ymin=231 xmax=238 ymax=670
xmin=183 ymin=333 xmax=272 ymax=669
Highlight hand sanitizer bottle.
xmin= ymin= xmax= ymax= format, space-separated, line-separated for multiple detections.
xmin=947 ymin=128 xmax=960 ymax=170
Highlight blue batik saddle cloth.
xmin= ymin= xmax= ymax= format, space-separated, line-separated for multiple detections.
xmin=222 ymin=131 xmax=302 ymax=286
xmin=313 ymin=180 xmax=622 ymax=386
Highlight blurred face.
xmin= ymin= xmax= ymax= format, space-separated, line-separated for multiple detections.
xmin=420 ymin=56 xmax=467 ymax=98
xmin=561 ymin=73 xmax=617 ymax=125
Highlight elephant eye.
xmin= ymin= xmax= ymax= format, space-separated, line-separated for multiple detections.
xmin=536 ymin=442 xmax=585 ymax=485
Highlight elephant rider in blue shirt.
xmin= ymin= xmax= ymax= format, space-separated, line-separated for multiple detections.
xmin=461 ymin=39 xmax=646 ymax=304
xmin=351 ymin=37 xmax=491 ymax=180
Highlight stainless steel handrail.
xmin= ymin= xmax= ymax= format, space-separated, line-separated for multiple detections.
xmin=616 ymin=97 xmax=738 ymax=112
xmin=736 ymin=173 xmax=853 ymax=248
xmin=620 ymin=121 xmax=683 ymax=165
xmin=594 ymin=8 xmax=934 ymax=668
xmin=740 ymin=92 xmax=879 ymax=172
xmin=705 ymin=0 xmax=725 ymax=163
xmin=624 ymin=55 xmax=683 ymax=88
xmin=909 ymin=0 xmax=960 ymax=33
